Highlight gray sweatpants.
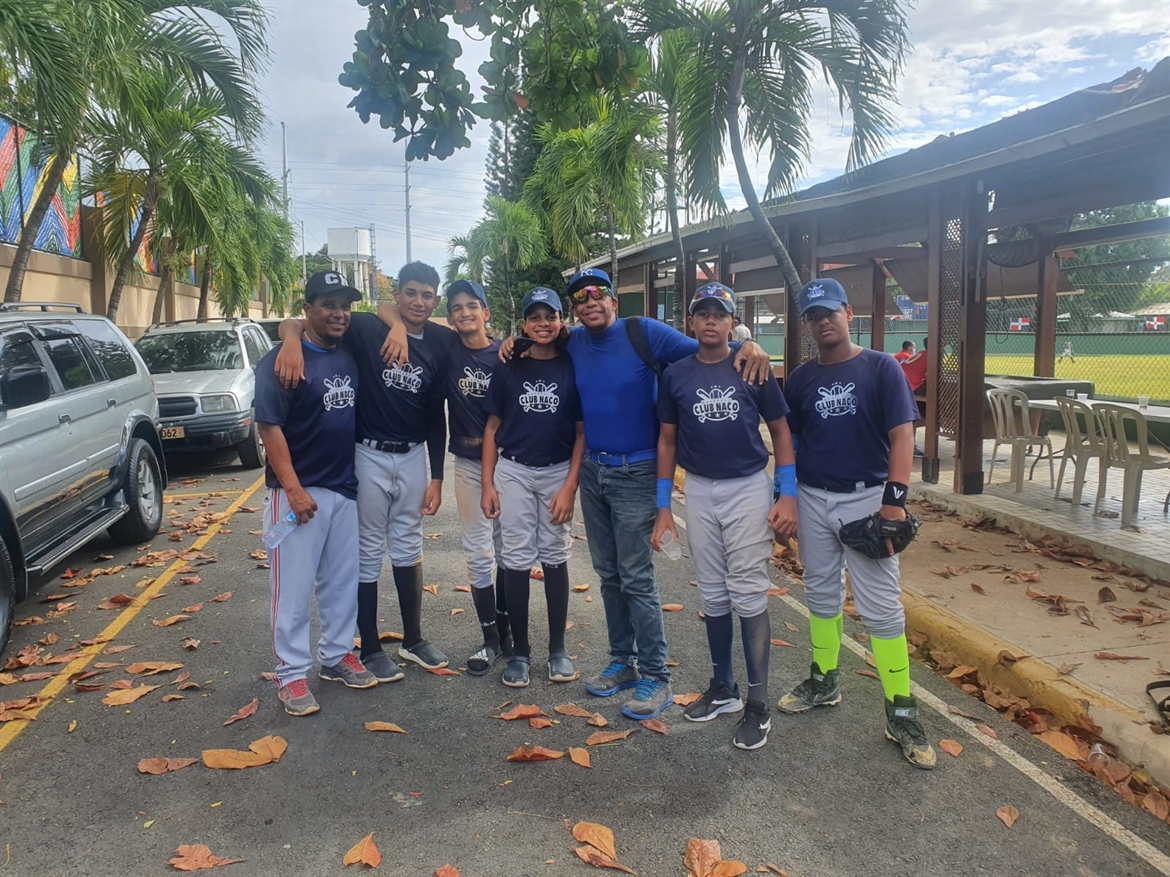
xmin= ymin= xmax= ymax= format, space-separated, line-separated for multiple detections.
xmin=795 ymin=483 xmax=905 ymax=639
xmin=355 ymin=441 xmax=427 ymax=577
xmin=494 ymin=455 xmax=572 ymax=569
xmin=453 ymin=455 xmax=503 ymax=589
xmin=684 ymin=470 xmax=773 ymax=618
xmin=267 ymin=486 xmax=359 ymax=686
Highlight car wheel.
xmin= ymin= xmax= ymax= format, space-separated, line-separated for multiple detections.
xmin=107 ymin=439 xmax=164 ymax=544
xmin=236 ymin=422 xmax=266 ymax=469
xmin=0 ymin=537 xmax=15 ymax=655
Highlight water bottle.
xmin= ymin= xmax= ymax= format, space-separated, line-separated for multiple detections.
xmin=263 ymin=511 xmax=298 ymax=549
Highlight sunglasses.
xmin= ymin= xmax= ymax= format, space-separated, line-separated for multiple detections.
xmin=571 ymin=285 xmax=613 ymax=304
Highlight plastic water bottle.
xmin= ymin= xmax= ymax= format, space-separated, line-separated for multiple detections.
xmin=263 ymin=511 xmax=298 ymax=549
xmin=660 ymin=529 xmax=682 ymax=561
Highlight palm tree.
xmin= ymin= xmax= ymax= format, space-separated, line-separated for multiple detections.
xmin=634 ymin=0 xmax=909 ymax=293
xmin=0 ymin=0 xmax=267 ymax=303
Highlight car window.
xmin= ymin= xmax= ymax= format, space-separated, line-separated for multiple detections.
xmin=0 ymin=330 xmax=44 ymax=406
xmin=75 ymin=319 xmax=139 ymax=381
xmin=43 ymin=336 xmax=99 ymax=391
xmin=136 ymin=331 xmax=243 ymax=373
xmin=260 ymin=321 xmax=282 ymax=344
xmin=241 ymin=329 xmax=265 ymax=366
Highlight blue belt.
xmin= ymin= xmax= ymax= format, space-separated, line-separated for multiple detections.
xmin=587 ymin=448 xmax=656 ymax=467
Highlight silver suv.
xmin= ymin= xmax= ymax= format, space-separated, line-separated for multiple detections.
xmin=0 ymin=303 xmax=166 ymax=652
xmin=134 ymin=318 xmax=271 ymax=469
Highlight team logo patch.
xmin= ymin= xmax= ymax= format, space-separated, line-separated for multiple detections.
xmin=458 ymin=366 xmax=491 ymax=398
xmin=693 ymin=386 xmax=739 ymax=423
xmin=322 ymin=375 xmax=355 ymax=411
xmin=815 ymin=382 xmax=858 ymax=418
xmin=382 ymin=362 xmax=423 ymax=393
xmin=805 ymin=284 xmax=826 ymax=300
xmin=519 ymin=380 xmax=559 ymax=413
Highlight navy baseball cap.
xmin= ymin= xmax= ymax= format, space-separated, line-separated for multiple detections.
xmin=689 ymin=282 xmax=736 ymax=315
xmin=522 ymin=287 xmax=563 ymax=316
xmin=798 ymin=278 xmax=849 ymax=314
xmin=567 ymin=267 xmax=612 ymax=295
xmin=305 ymin=270 xmax=362 ymax=303
xmin=445 ymin=279 xmax=488 ymax=311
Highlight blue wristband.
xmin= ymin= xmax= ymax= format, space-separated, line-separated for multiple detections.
xmin=774 ymin=464 xmax=797 ymax=498
xmin=656 ymin=478 xmax=673 ymax=509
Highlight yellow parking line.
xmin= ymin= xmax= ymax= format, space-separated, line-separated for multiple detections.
xmin=164 ymin=490 xmax=245 ymax=500
xmin=0 ymin=475 xmax=267 ymax=754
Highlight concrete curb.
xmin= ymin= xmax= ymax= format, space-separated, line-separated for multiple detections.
xmin=902 ymin=585 xmax=1170 ymax=787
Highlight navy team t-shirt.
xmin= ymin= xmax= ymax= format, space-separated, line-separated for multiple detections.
xmin=446 ymin=337 xmax=502 ymax=460
xmin=255 ymin=340 xmax=359 ymax=499
xmin=658 ymin=352 xmax=788 ymax=480
xmin=783 ymin=347 xmax=919 ymax=491
xmin=485 ymin=354 xmax=582 ymax=467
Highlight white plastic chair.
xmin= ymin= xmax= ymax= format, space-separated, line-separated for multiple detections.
xmin=1094 ymin=403 xmax=1170 ymax=528
xmin=1053 ymin=397 xmax=1107 ymax=506
xmin=986 ymin=389 xmax=1054 ymax=491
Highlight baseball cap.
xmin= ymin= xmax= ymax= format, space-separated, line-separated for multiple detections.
xmin=689 ymin=282 xmax=736 ymax=315
xmin=567 ymin=267 xmax=612 ymax=295
xmin=445 ymin=279 xmax=488 ymax=311
xmin=304 ymin=270 xmax=362 ymax=303
xmin=521 ymin=287 xmax=563 ymax=316
xmin=798 ymin=278 xmax=849 ymax=314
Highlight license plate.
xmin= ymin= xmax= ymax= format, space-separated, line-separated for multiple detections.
xmin=161 ymin=426 xmax=185 ymax=440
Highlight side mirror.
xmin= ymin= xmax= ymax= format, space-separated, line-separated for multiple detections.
xmin=0 ymin=365 xmax=51 ymax=409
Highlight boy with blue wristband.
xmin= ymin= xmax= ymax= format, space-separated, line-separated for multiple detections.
xmin=652 ymin=282 xmax=798 ymax=750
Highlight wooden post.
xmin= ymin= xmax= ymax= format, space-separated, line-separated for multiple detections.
xmin=870 ymin=260 xmax=886 ymax=352
xmin=1033 ymin=250 xmax=1058 ymax=377
xmin=923 ymin=190 xmax=943 ymax=483
xmin=954 ymin=179 xmax=989 ymax=495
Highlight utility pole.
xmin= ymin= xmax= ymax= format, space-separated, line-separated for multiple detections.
xmin=369 ymin=223 xmax=377 ymax=299
xmin=300 ymin=219 xmax=306 ymax=283
xmin=281 ymin=121 xmax=289 ymax=220
xmin=404 ymin=160 xmax=412 ymax=264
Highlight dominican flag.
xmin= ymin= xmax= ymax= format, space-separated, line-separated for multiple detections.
xmin=1010 ymin=317 xmax=1031 ymax=332
xmin=1146 ymin=316 xmax=1166 ymax=330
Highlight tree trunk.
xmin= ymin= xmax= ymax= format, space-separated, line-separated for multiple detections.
xmin=726 ymin=53 xmax=803 ymax=301
xmin=606 ymin=206 xmax=619 ymax=290
xmin=197 ymin=251 xmax=212 ymax=321
xmin=665 ymin=107 xmax=686 ymax=330
xmin=3 ymin=148 xmax=69 ymax=303
xmin=151 ymin=238 xmax=175 ymax=325
xmin=106 ymin=175 xmax=158 ymax=323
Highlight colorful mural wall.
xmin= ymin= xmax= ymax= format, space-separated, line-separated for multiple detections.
xmin=0 ymin=115 xmax=83 ymax=257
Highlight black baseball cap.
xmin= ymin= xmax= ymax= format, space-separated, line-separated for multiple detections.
xmin=798 ymin=278 xmax=848 ymax=314
xmin=689 ymin=282 xmax=736 ymax=315
xmin=305 ymin=270 xmax=362 ymax=303
xmin=567 ymin=267 xmax=612 ymax=295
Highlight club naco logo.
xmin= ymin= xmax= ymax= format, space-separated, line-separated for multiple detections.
xmin=815 ymin=382 xmax=858 ymax=418
xmin=382 ymin=362 xmax=424 ymax=393
xmin=693 ymin=385 xmax=739 ymax=423
xmin=457 ymin=366 xmax=491 ymax=398
xmin=519 ymin=380 xmax=560 ymax=413
xmin=322 ymin=375 xmax=355 ymax=411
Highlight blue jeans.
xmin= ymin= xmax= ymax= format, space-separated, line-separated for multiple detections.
xmin=578 ymin=457 xmax=670 ymax=682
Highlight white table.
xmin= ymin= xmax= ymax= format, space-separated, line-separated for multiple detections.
xmin=1027 ymin=398 xmax=1170 ymax=424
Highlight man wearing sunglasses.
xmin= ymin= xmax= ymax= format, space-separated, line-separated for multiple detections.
xmin=502 ymin=267 xmax=771 ymax=720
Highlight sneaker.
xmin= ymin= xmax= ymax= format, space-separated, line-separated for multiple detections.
xmin=777 ymin=663 xmax=842 ymax=714
xmin=621 ymin=678 xmax=674 ymax=720
xmin=278 ymin=678 xmax=319 ymax=716
xmin=548 ymin=652 xmax=579 ymax=683
xmin=466 ymin=642 xmax=504 ymax=677
xmin=732 ymin=699 xmax=772 ymax=751
xmin=585 ymin=661 xmax=641 ymax=697
xmin=914 ymin=447 xmax=925 ymax=458
xmin=884 ymin=694 xmax=937 ymax=770
xmin=361 ymin=650 xmax=405 ymax=683
xmin=683 ymin=679 xmax=744 ymax=723
xmin=503 ymin=656 xmax=530 ymax=688
xmin=398 ymin=640 xmax=449 ymax=670
xmin=319 ymin=653 xmax=378 ymax=689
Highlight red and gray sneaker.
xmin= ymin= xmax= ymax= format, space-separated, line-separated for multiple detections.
xmin=319 ymin=653 xmax=378 ymax=689
xmin=278 ymin=678 xmax=319 ymax=716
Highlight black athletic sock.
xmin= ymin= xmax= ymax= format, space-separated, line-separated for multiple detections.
xmin=705 ymin=612 xmax=736 ymax=691
xmin=470 ymin=584 xmax=501 ymax=652
xmin=495 ymin=568 xmax=512 ymax=650
xmin=392 ymin=564 xmax=424 ymax=648
xmin=357 ymin=580 xmax=381 ymax=659
xmin=739 ymin=611 xmax=772 ymax=706
xmin=503 ymin=567 xmax=531 ymax=658
xmin=541 ymin=561 xmax=570 ymax=655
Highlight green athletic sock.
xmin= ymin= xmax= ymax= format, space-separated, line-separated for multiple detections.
xmin=834 ymin=613 xmax=843 ymax=643
xmin=870 ymin=633 xmax=912 ymax=701
xmin=808 ymin=613 xmax=842 ymax=673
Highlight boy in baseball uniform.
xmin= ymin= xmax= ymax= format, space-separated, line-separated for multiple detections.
xmin=780 ymin=278 xmax=936 ymax=769
xmin=652 ymin=282 xmax=798 ymax=750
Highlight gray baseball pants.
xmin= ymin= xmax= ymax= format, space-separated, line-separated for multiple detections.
xmin=267 ymin=486 xmax=359 ymax=686
xmin=355 ymin=441 xmax=427 ymax=579
xmin=795 ymin=483 xmax=905 ymax=639
xmin=453 ymin=455 xmax=504 ymax=589
xmin=494 ymin=455 xmax=572 ymax=569
xmin=684 ymin=470 xmax=773 ymax=618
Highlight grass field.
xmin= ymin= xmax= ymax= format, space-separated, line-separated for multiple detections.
xmin=984 ymin=354 xmax=1170 ymax=401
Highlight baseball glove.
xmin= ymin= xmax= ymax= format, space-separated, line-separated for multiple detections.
xmin=838 ymin=512 xmax=920 ymax=559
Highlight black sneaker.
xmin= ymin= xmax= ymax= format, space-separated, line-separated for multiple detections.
xmin=732 ymin=699 xmax=771 ymax=751
xmin=884 ymin=694 xmax=937 ymax=769
xmin=398 ymin=640 xmax=449 ymax=670
xmin=777 ymin=663 xmax=842 ymax=714
xmin=503 ymin=656 xmax=530 ymax=688
xmin=683 ymin=679 xmax=744 ymax=723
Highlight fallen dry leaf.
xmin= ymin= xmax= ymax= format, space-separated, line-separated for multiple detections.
xmin=102 ymin=684 xmax=160 ymax=706
xmin=168 ymin=843 xmax=244 ymax=871
xmin=569 ymin=747 xmax=591 ymax=768
xmin=178 ymin=576 xmax=201 ymax=586
xmin=202 ymin=736 xmax=288 ymax=770
xmin=342 ymin=833 xmax=381 ymax=869
xmin=223 ymin=698 xmax=258 ymax=726
xmin=435 ymin=867 xmax=460 ymax=877
xmin=209 ymin=592 xmax=232 ymax=603
xmin=153 ymin=615 xmax=192 ymax=628
xmin=996 ymin=805 xmax=1019 ymax=828
xmin=585 ymin=729 xmax=637 ymax=746
xmin=573 ymin=846 xmax=636 ymax=874
xmin=572 ymin=584 xmax=590 ymax=592
xmin=978 ymin=724 xmax=998 ymax=740
xmin=661 ymin=604 xmax=684 ymax=612
xmin=422 ymin=584 xmax=440 ymax=596
xmin=104 ymin=644 xmax=137 ymax=655
xmin=712 ymin=863 xmax=748 ymax=877
xmin=450 ymin=608 xmax=464 ymax=616
xmin=427 ymin=667 xmax=460 ymax=676
xmin=573 ymin=822 xmax=617 ymax=860
xmin=970 ymin=583 xmax=987 ymax=596
xmin=127 ymin=661 xmax=184 ymax=676
xmin=685 ymin=838 xmax=724 ymax=877
xmin=494 ymin=704 xmax=548 ymax=721
xmin=674 ymin=693 xmax=701 ymax=706
xmin=529 ymin=716 xmax=553 ymax=729
xmin=587 ymin=713 xmax=608 ymax=728
xmin=769 ymin=639 xmax=794 ymax=648
xmin=506 ymin=745 xmax=564 ymax=762
xmin=453 ymin=585 xmax=471 ymax=593
xmin=1037 ymin=730 xmax=1086 ymax=761
xmin=1094 ymin=652 xmax=1149 ymax=662
xmin=162 ymin=695 xmax=184 ymax=702
xmin=528 ymin=566 xmax=544 ymax=580
xmin=138 ymin=757 xmax=198 ymax=775
xmin=767 ymin=587 xmax=789 ymax=596
xmin=555 ymin=703 xmax=594 ymax=718
xmin=182 ymin=637 xmax=201 ymax=651
xmin=938 ymin=739 xmax=963 ymax=758
xmin=365 ymin=721 xmax=406 ymax=734
xmin=183 ymin=603 xmax=204 ymax=613
xmin=1142 ymin=791 xmax=1170 ymax=821
xmin=639 ymin=719 xmax=667 ymax=735
xmin=1098 ymin=586 xmax=1118 ymax=603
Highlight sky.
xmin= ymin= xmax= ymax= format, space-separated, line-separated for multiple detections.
xmin=255 ymin=0 xmax=1170 ymax=279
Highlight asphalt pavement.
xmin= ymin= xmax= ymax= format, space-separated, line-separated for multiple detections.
xmin=0 ymin=455 xmax=1168 ymax=877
